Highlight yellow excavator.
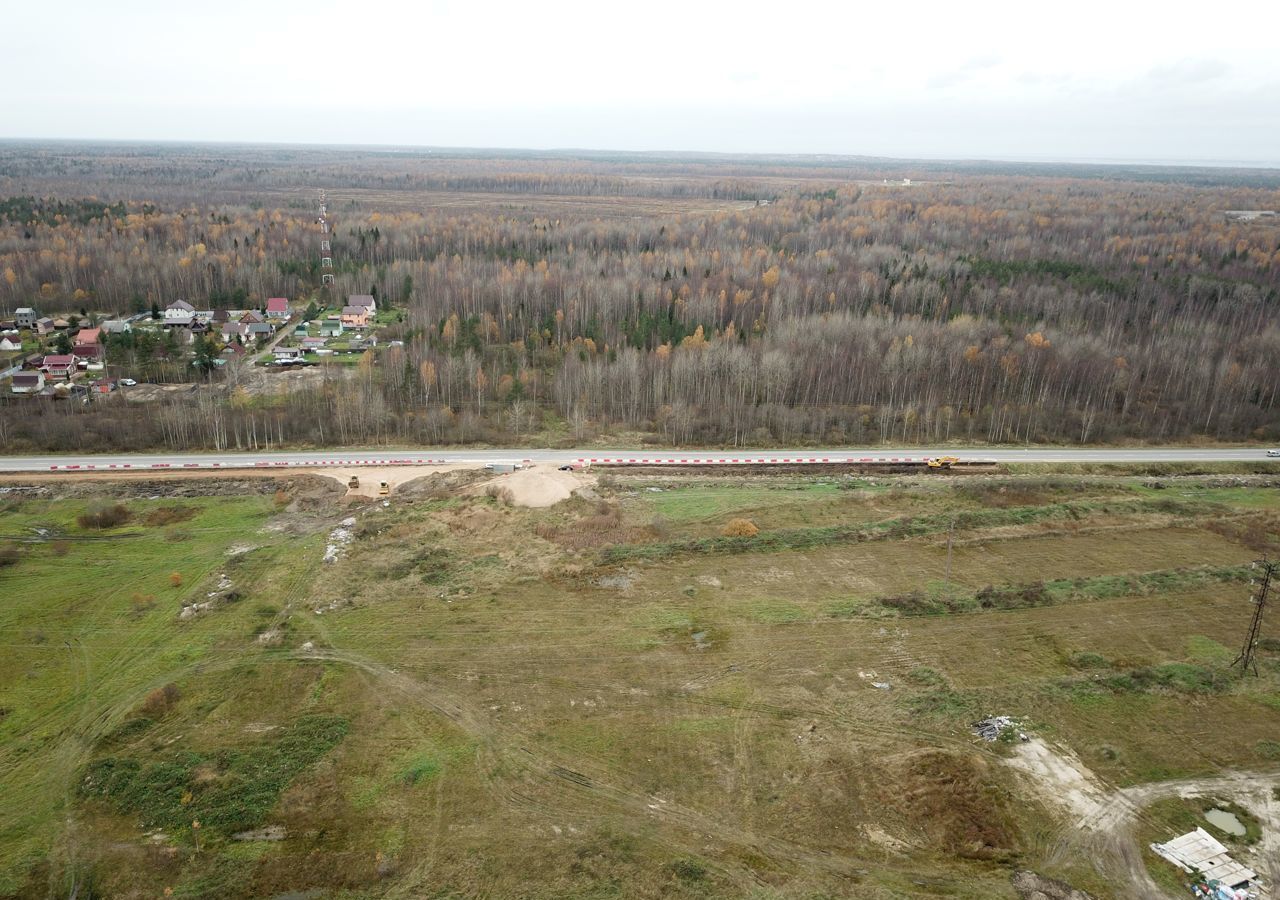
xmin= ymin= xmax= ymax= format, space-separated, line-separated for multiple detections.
xmin=926 ymin=456 xmax=960 ymax=470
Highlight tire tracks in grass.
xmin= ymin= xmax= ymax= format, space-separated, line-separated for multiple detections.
xmin=295 ymin=646 xmax=874 ymax=888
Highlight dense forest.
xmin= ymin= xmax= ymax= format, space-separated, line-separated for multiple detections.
xmin=1 ymin=142 xmax=1278 ymax=451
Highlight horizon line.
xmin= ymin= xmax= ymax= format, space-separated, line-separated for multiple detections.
xmin=1 ymin=136 xmax=1278 ymax=173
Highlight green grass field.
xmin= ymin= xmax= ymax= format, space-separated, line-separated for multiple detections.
xmin=1 ymin=470 xmax=1278 ymax=898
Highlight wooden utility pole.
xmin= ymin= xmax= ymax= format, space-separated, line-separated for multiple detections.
xmin=1232 ymin=559 xmax=1275 ymax=676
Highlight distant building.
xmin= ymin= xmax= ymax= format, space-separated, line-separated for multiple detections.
xmin=10 ymin=372 xmax=45 ymax=394
xmin=165 ymin=299 xmax=195 ymax=319
xmin=347 ymin=294 xmax=377 ymax=314
xmin=15 ymin=307 xmax=38 ymax=329
xmin=319 ymin=318 xmax=344 ymax=337
xmin=35 ymin=317 xmax=55 ymax=335
xmin=300 ymin=336 xmax=327 ymax=351
xmin=73 ymin=327 xmax=104 ymax=360
xmin=0 ymin=337 xmax=20 ymax=352
xmin=39 ymin=354 xmax=78 ymax=378
xmin=1223 ymin=210 xmax=1277 ymax=222
xmin=340 ymin=306 xmax=370 ymax=327
xmin=100 ymin=319 xmax=132 ymax=335
xmin=273 ymin=347 xmax=303 ymax=361
xmin=265 ymin=297 xmax=290 ymax=319
xmin=164 ymin=300 xmax=195 ymax=327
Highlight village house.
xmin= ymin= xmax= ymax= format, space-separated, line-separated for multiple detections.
xmin=10 ymin=372 xmax=45 ymax=394
xmin=100 ymin=319 xmax=132 ymax=335
xmin=319 ymin=318 xmax=344 ymax=338
xmin=340 ymin=305 xmax=370 ymax=328
xmin=0 ymin=337 xmax=21 ymax=352
xmin=164 ymin=299 xmax=195 ymax=321
xmin=15 ymin=307 xmax=38 ymax=329
xmin=273 ymin=347 xmax=304 ymax=362
xmin=73 ymin=327 xmax=104 ymax=360
xmin=265 ymin=297 xmax=290 ymax=319
xmin=245 ymin=322 xmax=274 ymax=340
xmin=35 ymin=317 xmax=55 ymax=335
xmin=51 ymin=318 xmax=71 ymax=330
xmin=300 ymin=336 xmax=327 ymax=351
xmin=221 ymin=322 xmax=247 ymax=342
xmin=347 ymin=294 xmax=377 ymax=315
xmin=39 ymin=354 xmax=78 ymax=379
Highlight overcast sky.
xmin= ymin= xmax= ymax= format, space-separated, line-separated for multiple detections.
xmin=5 ymin=0 xmax=1278 ymax=165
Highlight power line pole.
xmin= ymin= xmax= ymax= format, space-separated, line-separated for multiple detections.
xmin=1232 ymin=558 xmax=1275 ymax=676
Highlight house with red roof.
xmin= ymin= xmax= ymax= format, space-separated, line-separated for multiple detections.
xmin=73 ymin=327 xmax=104 ymax=360
xmin=265 ymin=298 xmax=290 ymax=319
xmin=39 ymin=354 xmax=78 ymax=379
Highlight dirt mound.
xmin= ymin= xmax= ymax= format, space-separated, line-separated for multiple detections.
xmin=475 ymin=467 xmax=590 ymax=508
xmin=312 ymin=464 xmax=485 ymax=499
xmin=881 ymin=749 xmax=1020 ymax=860
xmin=1012 ymin=871 xmax=1095 ymax=900
xmin=285 ymin=475 xmax=346 ymax=512
xmin=396 ymin=467 xmax=490 ymax=498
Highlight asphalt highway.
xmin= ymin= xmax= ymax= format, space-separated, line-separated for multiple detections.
xmin=0 ymin=446 xmax=1273 ymax=473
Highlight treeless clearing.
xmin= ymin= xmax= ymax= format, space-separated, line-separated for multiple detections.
xmin=3 ymin=469 xmax=1278 ymax=898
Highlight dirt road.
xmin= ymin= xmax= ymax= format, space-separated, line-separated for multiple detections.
xmin=1008 ymin=738 xmax=1279 ymax=898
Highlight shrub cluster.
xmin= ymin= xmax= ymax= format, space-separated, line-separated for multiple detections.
xmin=80 ymin=714 xmax=350 ymax=835
xmin=76 ymin=501 xmax=131 ymax=529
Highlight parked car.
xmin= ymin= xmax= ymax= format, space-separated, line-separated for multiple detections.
xmin=119 ymin=378 xmax=137 ymax=386
xmin=1267 ymin=449 xmax=1280 ymax=457
xmin=558 ymin=464 xmax=576 ymax=471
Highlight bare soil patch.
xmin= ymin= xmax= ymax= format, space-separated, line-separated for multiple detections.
xmin=312 ymin=464 xmax=482 ymax=499
xmin=471 ymin=467 xmax=594 ymax=508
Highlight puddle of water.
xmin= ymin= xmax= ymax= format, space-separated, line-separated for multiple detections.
xmin=1204 ymin=808 xmax=1246 ymax=837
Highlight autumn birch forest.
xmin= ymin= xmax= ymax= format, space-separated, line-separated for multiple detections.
xmin=1 ymin=143 xmax=1278 ymax=451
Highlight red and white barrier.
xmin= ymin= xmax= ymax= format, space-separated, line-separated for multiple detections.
xmin=571 ymin=456 xmax=995 ymax=468
xmin=42 ymin=457 xmax=449 ymax=472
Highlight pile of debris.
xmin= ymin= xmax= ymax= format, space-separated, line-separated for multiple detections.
xmin=179 ymin=572 xmax=239 ymax=620
xmin=323 ymin=516 xmax=357 ymax=563
xmin=972 ymin=715 xmax=1024 ymax=742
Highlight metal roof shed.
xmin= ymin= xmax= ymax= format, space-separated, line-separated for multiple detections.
xmin=1151 ymin=828 xmax=1256 ymax=889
